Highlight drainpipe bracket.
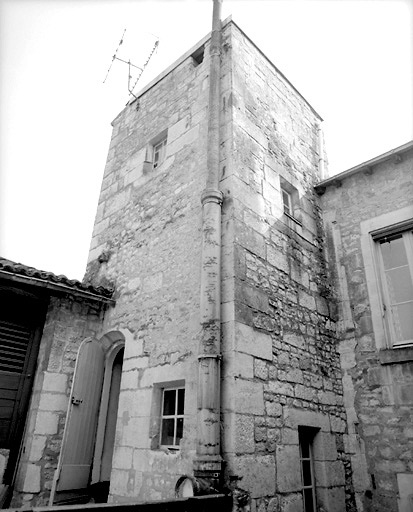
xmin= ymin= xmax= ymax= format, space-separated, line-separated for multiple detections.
xmin=201 ymin=188 xmax=223 ymax=206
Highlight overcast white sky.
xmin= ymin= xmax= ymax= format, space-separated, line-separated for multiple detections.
xmin=0 ymin=0 xmax=412 ymax=280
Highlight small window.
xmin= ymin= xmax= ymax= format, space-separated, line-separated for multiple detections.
xmin=376 ymin=230 xmax=413 ymax=347
xmin=160 ymin=387 xmax=185 ymax=448
xmin=299 ymin=428 xmax=317 ymax=512
xmin=282 ymin=188 xmax=292 ymax=216
xmin=153 ymin=138 xmax=167 ymax=169
xmin=191 ymin=46 xmax=204 ymax=66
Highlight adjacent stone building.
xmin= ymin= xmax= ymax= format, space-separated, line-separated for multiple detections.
xmin=317 ymin=140 xmax=413 ymax=512
xmin=2 ymin=11 xmax=412 ymax=512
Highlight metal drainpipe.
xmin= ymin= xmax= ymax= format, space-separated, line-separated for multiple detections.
xmin=193 ymin=0 xmax=223 ymax=490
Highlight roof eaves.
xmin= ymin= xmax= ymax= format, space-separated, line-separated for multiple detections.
xmin=315 ymin=140 xmax=413 ymax=194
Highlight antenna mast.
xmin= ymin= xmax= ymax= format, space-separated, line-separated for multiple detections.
xmin=103 ymin=29 xmax=159 ymax=99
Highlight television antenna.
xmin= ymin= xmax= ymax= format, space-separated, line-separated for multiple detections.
xmin=103 ymin=28 xmax=159 ymax=99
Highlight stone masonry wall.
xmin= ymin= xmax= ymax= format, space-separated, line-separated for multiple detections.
xmin=83 ymin=29 xmax=234 ymax=501
xmin=220 ymin=23 xmax=356 ymax=512
xmin=11 ymin=296 xmax=105 ymax=508
xmin=319 ymin=147 xmax=413 ymax=512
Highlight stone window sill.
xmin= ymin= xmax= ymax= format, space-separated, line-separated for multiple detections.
xmin=379 ymin=346 xmax=413 ymax=365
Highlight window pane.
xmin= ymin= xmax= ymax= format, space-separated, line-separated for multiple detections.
xmin=177 ymin=388 xmax=185 ymax=415
xmin=176 ymin=417 xmax=184 ymax=444
xmin=303 ymin=488 xmax=315 ymax=512
xmin=392 ymin=301 xmax=413 ymax=342
xmin=300 ymin=437 xmax=310 ymax=458
xmin=161 ymin=418 xmax=175 ymax=445
xmin=380 ymin=236 xmax=407 ymax=270
xmin=385 ymin=266 xmax=413 ymax=304
xmin=302 ymin=460 xmax=313 ymax=486
xmin=163 ymin=389 xmax=176 ymax=415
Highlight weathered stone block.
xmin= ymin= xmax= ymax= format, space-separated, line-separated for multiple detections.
xmin=21 ymin=464 xmax=41 ymax=493
xmin=234 ymin=454 xmax=276 ymax=498
xmin=316 ymin=486 xmax=346 ymax=512
xmin=38 ymin=392 xmax=68 ymax=412
xmin=314 ymin=460 xmax=345 ymax=487
xmin=276 ymin=445 xmax=301 ymax=492
xmin=42 ymin=372 xmax=67 ymax=394
xmin=234 ymin=380 xmax=265 ymax=415
xmin=236 ymin=322 xmax=273 ymax=361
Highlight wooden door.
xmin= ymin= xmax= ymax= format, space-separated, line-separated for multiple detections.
xmin=56 ymin=338 xmax=105 ymax=491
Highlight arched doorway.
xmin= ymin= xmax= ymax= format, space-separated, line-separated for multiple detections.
xmin=50 ymin=332 xmax=125 ymax=505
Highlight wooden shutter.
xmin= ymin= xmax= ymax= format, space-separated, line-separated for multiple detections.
xmin=0 ymin=320 xmax=34 ymax=448
xmin=56 ymin=339 xmax=105 ymax=491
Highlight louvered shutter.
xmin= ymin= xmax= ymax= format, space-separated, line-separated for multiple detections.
xmin=0 ymin=320 xmax=33 ymax=448
xmin=56 ymin=338 xmax=105 ymax=491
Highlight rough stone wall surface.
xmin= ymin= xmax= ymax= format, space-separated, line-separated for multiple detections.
xmin=319 ymin=149 xmax=413 ymax=512
xmin=83 ymin=30 xmax=231 ymax=502
xmin=11 ymin=296 xmax=105 ymax=508
xmin=220 ymin=23 xmax=355 ymax=512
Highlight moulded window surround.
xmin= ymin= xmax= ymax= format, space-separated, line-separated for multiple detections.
xmin=360 ymin=205 xmax=413 ymax=351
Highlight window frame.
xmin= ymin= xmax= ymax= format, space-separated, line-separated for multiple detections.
xmin=152 ymin=137 xmax=167 ymax=169
xmin=374 ymin=229 xmax=413 ymax=348
xmin=160 ymin=386 xmax=185 ymax=449
xmin=299 ymin=427 xmax=317 ymax=512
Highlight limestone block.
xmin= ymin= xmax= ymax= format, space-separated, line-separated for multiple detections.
xmin=28 ymin=436 xmax=47 ymax=462
xmin=316 ymin=486 xmax=346 ymax=512
xmin=279 ymin=493 xmax=303 ymax=512
xmin=111 ymin=446 xmax=134 ymax=470
xmin=282 ymin=428 xmax=299 ymax=445
xmin=234 ymin=454 xmax=276 ymax=498
xmin=168 ymin=115 xmax=190 ymax=143
xmin=42 ymin=372 xmax=67 ymax=394
xmin=122 ymin=356 xmax=149 ymax=373
xmin=397 ymin=473 xmax=413 ymax=512
xmin=124 ymin=338 xmax=144 ymax=360
xmin=236 ymin=322 xmax=273 ymax=361
xmin=276 ymin=445 xmax=301 ymax=492
xmin=298 ymin=290 xmax=316 ymax=311
xmin=121 ymin=370 xmax=138 ymax=390
xmin=234 ymin=414 xmax=255 ymax=454
xmin=314 ymin=460 xmax=345 ymax=487
xmin=234 ymin=379 xmax=265 ymax=415
xmin=105 ymin=188 xmax=131 ymax=217
xmin=283 ymin=333 xmax=304 ymax=350
xmin=223 ymin=351 xmax=254 ymax=380
xmin=22 ymin=464 xmax=41 ymax=493
xmin=313 ymin=432 xmax=337 ymax=461
xmin=234 ymin=220 xmax=266 ymax=260
xmin=263 ymin=181 xmax=280 ymax=205
xmin=34 ymin=411 xmax=59 ymax=435
xmin=284 ymin=408 xmax=330 ymax=432
xmin=267 ymin=245 xmax=289 ymax=274
xmin=167 ymin=125 xmax=199 ymax=156
xmin=118 ymin=389 xmax=152 ymax=418
xmin=350 ymin=454 xmax=370 ymax=492
xmin=38 ymin=392 xmax=68 ymax=412
xmin=118 ymin=417 xmax=150 ymax=449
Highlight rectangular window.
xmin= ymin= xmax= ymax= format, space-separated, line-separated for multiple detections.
xmin=160 ymin=387 xmax=185 ymax=448
xmin=376 ymin=230 xmax=413 ymax=347
xmin=299 ymin=428 xmax=317 ymax=512
xmin=282 ymin=188 xmax=292 ymax=216
xmin=153 ymin=138 xmax=167 ymax=169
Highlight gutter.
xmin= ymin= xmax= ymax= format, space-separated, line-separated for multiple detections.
xmin=0 ymin=270 xmax=115 ymax=305
xmin=315 ymin=140 xmax=413 ymax=194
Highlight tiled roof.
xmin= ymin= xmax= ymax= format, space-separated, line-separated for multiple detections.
xmin=0 ymin=257 xmax=114 ymax=302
